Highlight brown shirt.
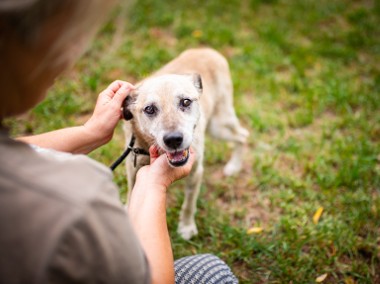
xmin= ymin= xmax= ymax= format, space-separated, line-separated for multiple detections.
xmin=0 ymin=131 xmax=151 ymax=284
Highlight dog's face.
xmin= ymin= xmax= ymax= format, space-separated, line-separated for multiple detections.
xmin=123 ymin=74 xmax=202 ymax=167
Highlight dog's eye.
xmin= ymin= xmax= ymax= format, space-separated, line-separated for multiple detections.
xmin=180 ymin=99 xmax=192 ymax=108
xmin=144 ymin=105 xmax=156 ymax=116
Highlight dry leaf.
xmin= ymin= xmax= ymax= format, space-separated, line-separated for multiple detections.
xmin=313 ymin=207 xmax=324 ymax=224
xmin=316 ymin=273 xmax=328 ymax=282
xmin=247 ymin=227 xmax=263 ymax=235
xmin=192 ymin=30 xmax=203 ymax=38
xmin=344 ymin=277 xmax=355 ymax=284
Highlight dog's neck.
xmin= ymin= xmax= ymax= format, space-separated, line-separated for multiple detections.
xmin=130 ymin=121 xmax=152 ymax=152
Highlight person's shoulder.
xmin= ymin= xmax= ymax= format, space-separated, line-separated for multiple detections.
xmin=0 ymin=137 xmax=120 ymax=209
xmin=34 ymin=145 xmax=120 ymax=207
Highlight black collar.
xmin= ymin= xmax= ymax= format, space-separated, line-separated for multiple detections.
xmin=110 ymin=135 xmax=149 ymax=171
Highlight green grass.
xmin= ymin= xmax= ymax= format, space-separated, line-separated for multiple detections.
xmin=5 ymin=0 xmax=380 ymax=282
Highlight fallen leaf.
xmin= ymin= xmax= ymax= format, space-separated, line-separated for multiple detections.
xmin=316 ymin=273 xmax=328 ymax=282
xmin=344 ymin=277 xmax=355 ymax=284
xmin=329 ymin=243 xmax=337 ymax=256
xmin=192 ymin=29 xmax=203 ymax=38
xmin=313 ymin=207 xmax=324 ymax=224
xmin=247 ymin=227 xmax=263 ymax=235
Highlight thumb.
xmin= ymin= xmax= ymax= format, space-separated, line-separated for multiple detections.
xmin=149 ymin=145 xmax=160 ymax=164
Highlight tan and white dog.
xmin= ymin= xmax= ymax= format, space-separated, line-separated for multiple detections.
xmin=123 ymin=48 xmax=249 ymax=240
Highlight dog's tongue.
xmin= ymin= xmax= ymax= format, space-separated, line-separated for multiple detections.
xmin=166 ymin=149 xmax=189 ymax=166
xmin=167 ymin=150 xmax=187 ymax=162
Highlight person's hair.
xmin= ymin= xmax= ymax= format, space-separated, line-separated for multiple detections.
xmin=1 ymin=1 xmax=64 ymax=43
xmin=0 ymin=0 xmax=117 ymax=77
xmin=0 ymin=0 xmax=118 ymax=118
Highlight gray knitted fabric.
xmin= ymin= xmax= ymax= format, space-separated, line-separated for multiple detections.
xmin=174 ymin=254 xmax=239 ymax=284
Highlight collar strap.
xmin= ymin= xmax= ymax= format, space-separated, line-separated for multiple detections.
xmin=129 ymin=145 xmax=150 ymax=156
xmin=110 ymin=135 xmax=149 ymax=171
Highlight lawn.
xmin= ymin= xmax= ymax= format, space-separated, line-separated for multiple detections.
xmin=5 ymin=0 xmax=380 ymax=283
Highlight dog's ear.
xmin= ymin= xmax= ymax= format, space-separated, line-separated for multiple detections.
xmin=122 ymin=92 xmax=136 ymax=120
xmin=192 ymin=73 xmax=203 ymax=93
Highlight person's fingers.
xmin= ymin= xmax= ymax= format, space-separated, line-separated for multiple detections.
xmin=98 ymin=81 xmax=123 ymax=99
xmin=163 ymin=147 xmax=196 ymax=181
xmin=113 ymin=83 xmax=135 ymax=105
xmin=187 ymin=148 xmax=196 ymax=168
xmin=99 ymin=81 xmax=135 ymax=101
xmin=107 ymin=80 xmax=127 ymax=94
xmin=149 ymin=145 xmax=161 ymax=164
xmin=175 ymin=147 xmax=196 ymax=179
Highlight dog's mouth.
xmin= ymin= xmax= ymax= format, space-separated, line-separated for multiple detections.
xmin=165 ymin=148 xmax=190 ymax=167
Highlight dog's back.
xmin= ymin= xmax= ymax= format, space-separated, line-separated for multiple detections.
xmin=153 ymin=48 xmax=233 ymax=121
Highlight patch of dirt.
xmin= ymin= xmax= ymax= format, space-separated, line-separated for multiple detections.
xmin=149 ymin=27 xmax=178 ymax=47
xmin=273 ymin=153 xmax=305 ymax=179
xmin=203 ymin=160 xmax=280 ymax=229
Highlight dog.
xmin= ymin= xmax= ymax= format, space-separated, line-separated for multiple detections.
xmin=122 ymin=48 xmax=249 ymax=240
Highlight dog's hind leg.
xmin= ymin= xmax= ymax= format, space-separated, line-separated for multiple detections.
xmin=178 ymin=157 xmax=204 ymax=240
xmin=223 ymin=133 xmax=248 ymax=176
xmin=208 ymin=101 xmax=249 ymax=176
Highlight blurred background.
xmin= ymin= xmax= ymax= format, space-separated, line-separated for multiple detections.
xmin=5 ymin=0 xmax=380 ymax=282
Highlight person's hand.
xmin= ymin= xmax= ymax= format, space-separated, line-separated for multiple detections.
xmin=129 ymin=145 xmax=196 ymax=284
xmin=84 ymin=80 xmax=135 ymax=144
xmin=135 ymin=146 xmax=196 ymax=192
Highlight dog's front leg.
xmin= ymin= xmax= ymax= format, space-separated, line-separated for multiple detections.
xmin=125 ymin=154 xmax=149 ymax=206
xmin=178 ymin=160 xmax=203 ymax=240
xmin=126 ymin=157 xmax=138 ymax=206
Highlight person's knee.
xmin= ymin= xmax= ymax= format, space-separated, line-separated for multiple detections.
xmin=174 ymin=254 xmax=238 ymax=284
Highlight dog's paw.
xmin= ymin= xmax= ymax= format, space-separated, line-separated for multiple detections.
xmin=223 ymin=161 xmax=242 ymax=176
xmin=178 ymin=222 xmax=198 ymax=240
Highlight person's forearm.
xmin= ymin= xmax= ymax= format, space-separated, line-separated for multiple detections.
xmin=17 ymin=125 xmax=109 ymax=154
xmin=16 ymin=81 xmax=133 ymax=154
xmin=127 ymin=183 xmax=175 ymax=284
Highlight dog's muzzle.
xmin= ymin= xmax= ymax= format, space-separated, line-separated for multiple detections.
xmin=163 ymin=132 xmax=190 ymax=167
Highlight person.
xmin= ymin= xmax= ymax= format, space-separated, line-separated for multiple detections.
xmin=0 ymin=0 xmax=238 ymax=283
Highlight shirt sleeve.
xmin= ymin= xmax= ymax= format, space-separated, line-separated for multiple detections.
xmin=46 ymin=195 xmax=151 ymax=284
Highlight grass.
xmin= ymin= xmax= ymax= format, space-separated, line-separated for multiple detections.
xmin=5 ymin=0 xmax=380 ymax=282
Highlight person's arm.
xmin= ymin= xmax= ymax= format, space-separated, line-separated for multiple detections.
xmin=17 ymin=80 xmax=134 ymax=154
xmin=127 ymin=146 xmax=196 ymax=284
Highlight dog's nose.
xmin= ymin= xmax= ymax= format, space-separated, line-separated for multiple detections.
xmin=163 ymin=132 xmax=183 ymax=149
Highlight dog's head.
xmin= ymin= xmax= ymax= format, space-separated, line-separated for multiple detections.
xmin=123 ymin=73 xmax=202 ymax=167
